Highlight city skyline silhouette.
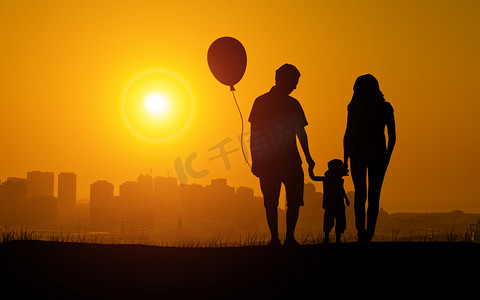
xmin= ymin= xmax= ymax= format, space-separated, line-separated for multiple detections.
xmin=1 ymin=168 xmax=478 ymax=246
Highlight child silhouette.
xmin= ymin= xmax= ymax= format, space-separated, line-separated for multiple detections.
xmin=309 ymin=159 xmax=350 ymax=244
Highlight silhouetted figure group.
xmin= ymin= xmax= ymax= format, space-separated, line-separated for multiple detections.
xmin=249 ymin=65 xmax=396 ymax=246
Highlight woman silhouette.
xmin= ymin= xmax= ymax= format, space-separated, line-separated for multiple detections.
xmin=343 ymin=74 xmax=396 ymax=243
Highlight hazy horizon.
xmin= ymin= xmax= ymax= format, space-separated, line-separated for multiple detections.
xmin=0 ymin=169 xmax=477 ymax=215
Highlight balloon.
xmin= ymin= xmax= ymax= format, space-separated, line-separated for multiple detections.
xmin=207 ymin=36 xmax=247 ymax=91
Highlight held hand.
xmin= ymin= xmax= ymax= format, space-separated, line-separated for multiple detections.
xmin=307 ymin=160 xmax=316 ymax=180
xmin=307 ymin=158 xmax=315 ymax=169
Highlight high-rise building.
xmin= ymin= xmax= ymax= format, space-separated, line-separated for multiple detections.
xmin=120 ymin=180 xmax=143 ymax=213
xmin=137 ymin=174 xmax=153 ymax=197
xmin=58 ymin=172 xmax=77 ymax=221
xmin=177 ymin=183 xmax=203 ymax=220
xmin=235 ymin=186 xmax=254 ymax=200
xmin=26 ymin=171 xmax=54 ymax=198
xmin=119 ymin=181 xmax=140 ymax=199
xmin=153 ymin=176 xmax=177 ymax=196
xmin=90 ymin=180 xmax=114 ymax=230
xmin=153 ymin=176 xmax=178 ymax=217
xmin=0 ymin=178 xmax=28 ymax=225
xmin=207 ymin=178 xmax=235 ymax=201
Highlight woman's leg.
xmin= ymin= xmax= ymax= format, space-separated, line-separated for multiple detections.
xmin=366 ymin=158 xmax=388 ymax=240
xmin=350 ymin=160 xmax=367 ymax=240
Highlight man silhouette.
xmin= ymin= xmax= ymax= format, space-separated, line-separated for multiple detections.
xmin=249 ymin=64 xmax=315 ymax=247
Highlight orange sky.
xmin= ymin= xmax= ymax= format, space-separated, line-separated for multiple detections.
xmin=1 ymin=1 xmax=479 ymax=212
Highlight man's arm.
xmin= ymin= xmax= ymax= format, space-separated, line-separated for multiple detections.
xmin=297 ymin=126 xmax=315 ymax=172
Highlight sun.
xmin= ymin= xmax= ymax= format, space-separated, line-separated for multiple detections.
xmin=122 ymin=70 xmax=193 ymax=142
xmin=143 ymin=92 xmax=169 ymax=115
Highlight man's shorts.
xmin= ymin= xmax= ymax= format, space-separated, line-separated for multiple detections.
xmin=259 ymin=165 xmax=304 ymax=209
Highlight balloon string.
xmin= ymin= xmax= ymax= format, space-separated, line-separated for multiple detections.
xmin=231 ymin=90 xmax=252 ymax=169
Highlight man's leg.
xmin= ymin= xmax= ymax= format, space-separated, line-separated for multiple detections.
xmin=266 ymin=206 xmax=279 ymax=242
xmin=286 ymin=205 xmax=299 ymax=242
xmin=260 ymin=176 xmax=282 ymax=244
xmin=284 ymin=166 xmax=304 ymax=245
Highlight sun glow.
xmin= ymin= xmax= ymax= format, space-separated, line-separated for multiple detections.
xmin=123 ymin=70 xmax=194 ymax=142
xmin=143 ymin=93 xmax=169 ymax=115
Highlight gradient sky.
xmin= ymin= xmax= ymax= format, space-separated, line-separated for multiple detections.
xmin=1 ymin=0 xmax=479 ymax=212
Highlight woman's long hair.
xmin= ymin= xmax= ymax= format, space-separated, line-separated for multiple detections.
xmin=348 ymin=74 xmax=385 ymax=111
xmin=345 ymin=74 xmax=386 ymax=158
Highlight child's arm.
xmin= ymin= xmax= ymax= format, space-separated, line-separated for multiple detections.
xmin=343 ymin=188 xmax=350 ymax=206
xmin=308 ymin=168 xmax=325 ymax=181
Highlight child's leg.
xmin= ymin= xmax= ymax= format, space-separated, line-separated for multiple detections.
xmin=336 ymin=232 xmax=342 ymax=243
xmin=323 ymin=210 xmax=334 ymax=243
xmin=335 ymin=210 xmax=347 ymax=243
